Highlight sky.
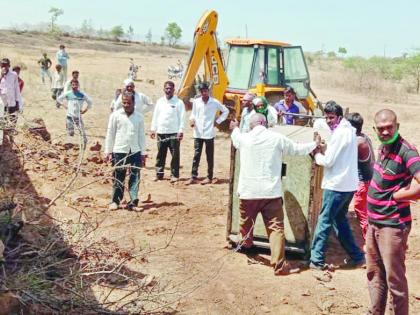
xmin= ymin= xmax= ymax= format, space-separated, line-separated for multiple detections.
xmin=1 ymin=0 xmax=419 ymax=57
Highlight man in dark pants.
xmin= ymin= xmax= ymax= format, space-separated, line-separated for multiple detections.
xmin=188 ymin=82 xmax=229 ymax=185
xmin=104 ymin=92 xmax=146 ymax=211
xmin=366 ymin=109 xmax=420 ymax=315
xmin=150 ymin=81 xmax=185 ymax=182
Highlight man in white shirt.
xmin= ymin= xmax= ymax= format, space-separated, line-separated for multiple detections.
xmin=310 ymin=101 xmax=365 ymax=270
xmin=51 ymin=64 xmax=65 ymax=108
xmin=240 ymin=96 xmax=277 ymax=132
xmin=114 ymin=79 xmax=154 ymax=115
xmin=0 ymin=58 xmax=23 ymax=133
xmin=104 ymin=92 xmax=146 ymax=211
xmin=230 ymin=113 xmax=319 ymax=275
xmin=188 ymin=82 xmax=229 ymax=185
xmin=56 ymin=44 xmax=70 ymax=79
xmin=57 ymin=80 xmax=92 ymax=148
xmin=63 ymin=70 xmax=80 ymax=94
xmin=150 ymin=81 xmax=185 ymax=182
xmin=239 ymin=92 xmax=256 ymax=132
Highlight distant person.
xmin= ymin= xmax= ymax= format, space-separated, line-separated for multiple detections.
xmin=150 ymin=81 xmax=185 ymax=182
xmin=0 ymin=58 xmax=23 ymax=128
xmin=63 ymin=70 xmax=80 ymax=94
xmin=37 ymin=53 xmax=52 ymax=85
xmin=51 ymin=64 xmax=65 ymax=108
xmin=239 ymin=92 xmax=256 ymax=132
xmin=346 ymin=112 xmax=374 ymax=242
xmin=104 ymin=92 xmax=146 ymax=211
xmin=274 ymin=86 xmax=303 ymax=125
xmin=56 ymin=44 xmax=70 ymax=79
xmin=309 ymin=101 xmax=365 ymax=270
xmin=230 ymin=113 xmax=320 ymax=275
xmin=12 ymin=66 xmax=24 ymax=92
xmin=366 ymin=109 xmax=420 ymax=315
xmin=56 ymin=79 xmax=92 ymax=148
xmin=109 ymin=88 xmax=122 ymax=112
xmin=188 ymin=82 xmax=229 ymax=185
xmin=114 ymin=79 xmax=154 ymax=114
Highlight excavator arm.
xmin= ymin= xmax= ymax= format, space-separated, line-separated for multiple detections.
xmin=177 ymin=10 xmax=228 ymax=105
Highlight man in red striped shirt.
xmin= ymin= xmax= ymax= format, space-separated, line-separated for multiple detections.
xmin=366 ymin=109 xmax=420 ymax=315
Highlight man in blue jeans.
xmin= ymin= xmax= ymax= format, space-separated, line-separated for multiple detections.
xmin=310 ymin=101 xmax=365 ymax=270
xmin=104 ymin=92 xmax=146 ymax=211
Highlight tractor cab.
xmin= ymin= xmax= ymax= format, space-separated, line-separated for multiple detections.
xmin=224 ymin=39 xmax=315 ymax=114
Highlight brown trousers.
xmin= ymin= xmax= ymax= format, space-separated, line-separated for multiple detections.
xmin=366 ymin=223 xmax=411 ymax=315
xmin=239 ymin=198 xmax=285 ymax=268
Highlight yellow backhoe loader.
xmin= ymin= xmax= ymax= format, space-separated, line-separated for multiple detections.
xmin=178 ymin=10 xmax=326 ymax=256
xmin=177 ymin=10 xmax=322 ymax=127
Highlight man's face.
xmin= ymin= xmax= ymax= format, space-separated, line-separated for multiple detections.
xmin=122 ymin=96 xmax=134 ymax=114
xmin=200 ymin=88 xmax=209 ymax=100
xmin=1 ymin=62 xmax=10 ymax=75
xmin=284 ymin=91 xmax=294 ymax=104
xmin=255 ymin=101 xmax=265 ymax=111
xmin=241 ymin=99 xmax=252 ymax=109
xmin=126 ymin=83 xmax=135 ymax=92
xmin=72 ymin=72 xmax=79 ymax=80
xmin=374 ymin=118 xmax=398 ymax=142
xmin=164 ymin=84 xmax=174 ymax=98
xmin=325 ymin=112 xmax=340 ymax=129
xmin=71 ymin=81 xmax=79 ymax=91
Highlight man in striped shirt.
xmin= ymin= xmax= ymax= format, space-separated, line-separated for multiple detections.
xmin=366 ymin=109 xmax=420 ymax=315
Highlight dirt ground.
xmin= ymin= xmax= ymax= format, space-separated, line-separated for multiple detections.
xmin=1 ymin=31 xmax=419 ymax=314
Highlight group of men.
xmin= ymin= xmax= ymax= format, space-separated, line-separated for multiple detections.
xmin=3 ymin=44 xmax=418 ymax=314
xmin=230 ymin=93 xmax=419 ymax=314
xmin=104 ymin=80 xmax=229 ymax=210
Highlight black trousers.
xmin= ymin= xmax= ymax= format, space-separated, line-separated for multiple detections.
xmin=112 ymin=151 xmax=141 ymax=206
xmin=155 ymin=133 xmax=180 ymax=178
xmin=191 ymin=138 xmax=214 ymax=180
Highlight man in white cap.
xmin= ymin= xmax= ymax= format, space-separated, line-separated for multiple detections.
xmin=239 ymin=92 xmax=256 ymax=132
xmin=114 ymin=79 xmax=153 ymax=115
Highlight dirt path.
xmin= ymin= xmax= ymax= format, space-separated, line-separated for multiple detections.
xmin=2 ymin=33 xmax=419 ymax=314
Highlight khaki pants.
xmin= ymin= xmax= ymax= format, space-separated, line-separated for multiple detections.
xmin=239 ymin=198 xmax=285 ymax=268
xmin=366 ymin=223 xmax=411 ymax=315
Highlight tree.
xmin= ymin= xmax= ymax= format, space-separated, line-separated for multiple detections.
xmin=80 ymin=19 xmax=94 ymax=37
xmin=110 ymin=25 xmax=124 ymax=41
xmin=338 ymin=47 xmax=347 ymax=57
xmin=160 ymin=36 xmax=165 ymax=46
xmin=126 ymin=25 xmax=134 ymax=41
xmin=327 ymin=51 xmax=336 ymax=58
xmin=404 ymin=53 xmax=420 ymax=93
xmin=165 ymin=22 xmax=182 ymax=47
xmin=48 ymin=7 xmax=63 ymax=33
xmin=145 ymin=29 xmax=152 ymax=44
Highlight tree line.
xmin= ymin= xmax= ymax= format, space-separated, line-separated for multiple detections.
xmin=11 ymin=7 xmax=183 ymax=47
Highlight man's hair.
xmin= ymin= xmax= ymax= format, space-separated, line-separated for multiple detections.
xmin=70 ymin=79 xmax=79 ymax=85
xmin=198 ymin=81 xmax=210 ymax=91
xmin=12 ymin=66 xmax=21 ymax=72
xmin=59 ymin=44 xmax=65 ymax=49
xmin=122 ymin=91 xmax=135 ymax=103
xmin=324 ymin=100 xmax=343 ymax=117
xmin=374 ymin=109 xmax=397 ymax=123
xmin=284 ymin=86 xmax=296 ymax=95
xmin=346 ymin=112 xmax=364 ymax=134
xmin=164 ymin=80 xmax=175 ymax=88
xmin=55 ymin=64 xmax=62 ymax=70
xmin=0 ymin=58 xmax=10 ymax=65
xmin=72 ymin=70 xmax=79 ymax=75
